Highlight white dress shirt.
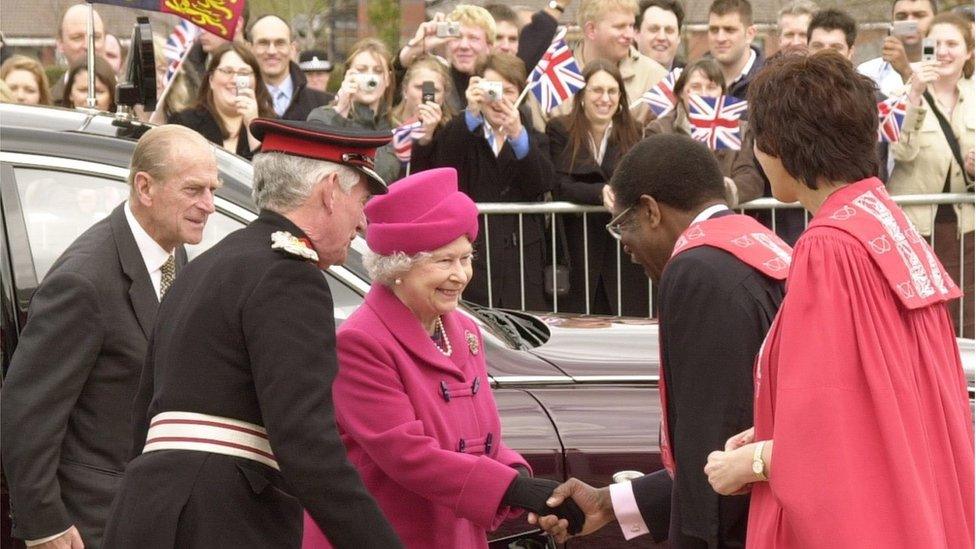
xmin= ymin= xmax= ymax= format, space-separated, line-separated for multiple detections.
xmin=124 ymin=201 xmax=174 ymax=300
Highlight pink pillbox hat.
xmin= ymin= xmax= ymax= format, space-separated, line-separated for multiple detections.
xmin=365 ymin=168 xmax=480 ymax=255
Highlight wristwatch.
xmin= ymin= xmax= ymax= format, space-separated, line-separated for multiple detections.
xmin=547 ymin=0 xmax=566 ymax=13
xmin=752 ymin=440 xmax=768 ymax=481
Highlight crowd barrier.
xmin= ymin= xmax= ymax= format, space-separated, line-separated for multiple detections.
xmin=476 ymin=193 xmax=975 ymax=335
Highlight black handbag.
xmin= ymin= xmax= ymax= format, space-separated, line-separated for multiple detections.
xmin=922 ymin=90 xmax=974 ymax=190
xmin=544 ymin=215 xmax=572 ymax=297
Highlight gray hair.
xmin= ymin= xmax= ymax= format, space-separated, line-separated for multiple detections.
xmin=363 ymin=250 xmax=432 ymax=285
xmin=251 ymin=152 xmax=361 ymax=212
xmin=778 ymin=0 xmax=819 ymax=21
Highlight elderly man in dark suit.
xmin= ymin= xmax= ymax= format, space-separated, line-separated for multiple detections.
xmin=0 ymin=125 xmax=220 ymax=549
xmin=103 ymin=119 xmax=402 ymax=548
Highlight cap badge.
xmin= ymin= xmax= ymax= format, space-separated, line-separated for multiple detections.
xmin=465 ymin=331 xmax=479 ymax=355
xmin=271 ymin=231 xmax=319 ymax=262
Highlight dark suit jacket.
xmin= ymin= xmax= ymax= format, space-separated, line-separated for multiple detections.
xmin=103 ymin=210 xmax=400 ymax=548
xmin=546 ymin=116 xmax=651 ymax=316
xmin=170 ymin=107 xmax=255 ymax=160
xmin=412 ymin=113 xmax=554 ymax=310
xmin=634 ymin=211 xmax=785 ymax=548
xmin=0 ymin=204 xmax=184 ymax=548
xmin=280 ymin=61 xmax=332 ymax=122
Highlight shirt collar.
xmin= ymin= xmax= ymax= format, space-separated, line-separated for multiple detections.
xmin=730 ymin=49 xmax=757 ymax=86
xmin=691 ymin=203 xmax=730 ymax=224
xmin=124 ymin=201 xmax=172 ymax=273
xmin=267 ymin=74 xmax=294 ymax=100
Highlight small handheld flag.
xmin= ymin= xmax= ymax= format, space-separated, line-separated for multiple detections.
xmin=392 ymin=120 xmax=424 ymax=163
xmin=877 ymin=94 xmax=908 ymax=143
xmin=686 ymin=94 xmax=748 ymax=151
xmin=640 ymin=68 xmax=683 ymax=118
xmin=526 ymin=28 xmax=585 ymax=113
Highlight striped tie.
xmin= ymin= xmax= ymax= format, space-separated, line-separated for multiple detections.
xmin=159 ymin=255 xmax=176 ymax=298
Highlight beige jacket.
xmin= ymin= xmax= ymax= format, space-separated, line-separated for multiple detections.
xmin=529 ymin=44 xmax=667 ymax=131
xmin=889 ymin=77 xmax=975 ymax=236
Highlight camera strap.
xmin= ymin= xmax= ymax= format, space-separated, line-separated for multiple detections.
xmin=922 ymin=90 xmax=974 ymax=188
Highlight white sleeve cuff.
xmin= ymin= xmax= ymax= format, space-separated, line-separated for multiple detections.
xmin=609 ymin=480 xmax=650 ymax=540
xmin=26 ymin=528 xmax=72 ymax=546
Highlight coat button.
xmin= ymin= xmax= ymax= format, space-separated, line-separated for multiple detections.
xmin=471 ymin=377 xmax=481 ymax=395
xmin=458 ymin=438 xmax=466 ymax=452
xmin=440 ymin=381 xmax=451 ymax=402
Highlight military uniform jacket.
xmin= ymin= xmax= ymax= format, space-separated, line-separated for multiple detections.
xmin=105 ymin=210 xmax=400 ymax=548
xmin=0 ymin=204 xmax=181 ymax=548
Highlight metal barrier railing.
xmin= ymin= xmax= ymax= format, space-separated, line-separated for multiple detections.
xmin=476 ymin=193 xmax=975 ymax=335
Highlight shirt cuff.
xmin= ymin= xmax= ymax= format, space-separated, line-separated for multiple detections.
xmin=464 ymin=110 xmax=483 ymax=132
xmin=609 ymin=481 xmax=650 ymax=541
xmin=508 ymin=128 xmax=530 ymax=159
xmin=26 ymin=528 xmax=72 ymax=546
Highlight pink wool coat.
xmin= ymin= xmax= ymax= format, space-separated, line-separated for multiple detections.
xmin=302 ymin=284 xmax=529 ymax=549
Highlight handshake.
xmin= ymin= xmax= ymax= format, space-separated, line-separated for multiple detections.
xmin=503 ymin=477 xmax=614 ymax=543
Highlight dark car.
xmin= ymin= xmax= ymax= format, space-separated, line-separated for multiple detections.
xmin=0 ymin=104 xmax=666 ymax=549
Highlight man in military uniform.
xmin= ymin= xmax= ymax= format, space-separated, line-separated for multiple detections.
xmin=103 ymin=119 xmax=402 ymax=548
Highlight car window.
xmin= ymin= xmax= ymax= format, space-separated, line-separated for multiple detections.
xmin=14 ymin=167 xmax=243 ymax=279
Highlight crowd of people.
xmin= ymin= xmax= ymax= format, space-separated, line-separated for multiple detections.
xmin=0 ymin=1 xmax=974 ymax=548
xmin=1 ymin=0 xmax=973 ymax=324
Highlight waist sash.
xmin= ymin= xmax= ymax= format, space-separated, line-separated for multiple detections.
xmin=143 ymin=411 xmax=279 ymax=470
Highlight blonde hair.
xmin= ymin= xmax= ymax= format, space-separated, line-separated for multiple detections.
xmin=152 ymin=33 xmax=192 ymax=116
xmin=392 ymin=56 xmax=456 ymax=126
xmin=577 ymin=0 xmax=639 ymax=27
xmin=345 ymin=37 xmax=395 ymax=116
xmin=0 ymin=55 xmax=53 ymax=106
xmin=448 ymin=5 xmax=497 ymax=45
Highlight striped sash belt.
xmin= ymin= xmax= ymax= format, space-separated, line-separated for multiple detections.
xmin=143 ymin=411 xmax=279 ymax=470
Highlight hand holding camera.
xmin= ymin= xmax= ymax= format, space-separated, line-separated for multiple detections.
xmin=232 ymin=81 xmax=258 ymax=125
xmin=907 ymin=59 xmax=940 ymax=104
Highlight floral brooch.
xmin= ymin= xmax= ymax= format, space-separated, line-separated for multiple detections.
xmin=271 ymin=231 xmax=319 ymax=262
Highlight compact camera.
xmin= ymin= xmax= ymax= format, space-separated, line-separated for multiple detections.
xmin=353 ymin=73 xmax=380 ymax=91
xmin=922 ymin=38 xmax=936 ymax=62
xmin=436 ymin=21 xmax=461 ymax=38
xmin=478 ymin=80 xmax=503 ymax=102
xmin=890 ymin=20 xmax=918 ymax=38
xmin=234 ymin=75 xmax=251 ymax=95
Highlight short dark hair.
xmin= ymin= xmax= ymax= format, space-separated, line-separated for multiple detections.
xmin=807 ymin=8 xmax=857 ymax=48
xmin=611 ymin=134 xmax=727 ymax=212
xmin=673 ymin=58 xmax=726 ymax=97
xmin=891 ymin=0 xmax=938 ymax=16
xmin=637 ymin=0 xmax=685 ymax=29
xmin=748 ymin=52 xmax=879 ymax=190
xmin=708 ymin=0 xmax=753 ymax=26
xmin=478 ymin=53 xmax=527 ymax=89
xmin=62 ymin=56 xmax=117 ymax=111
xmin=484 ymin=3 xmax=519 ymax=27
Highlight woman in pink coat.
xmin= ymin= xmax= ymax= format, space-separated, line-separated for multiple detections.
xmin=303 ymin=168 xmax=582 ymax=548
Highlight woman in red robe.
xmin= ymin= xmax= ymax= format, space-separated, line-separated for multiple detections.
xmin=703 ymin=52 xmax=974 ymax=548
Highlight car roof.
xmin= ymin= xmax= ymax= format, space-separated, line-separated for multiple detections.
xmin=0 ymin=103 xmax=256 ymax=211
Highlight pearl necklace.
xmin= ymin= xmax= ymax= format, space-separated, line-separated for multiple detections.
xmin=433 ymin=317 xmax=452 ymax=357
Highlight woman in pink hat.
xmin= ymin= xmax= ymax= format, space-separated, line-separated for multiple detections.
xmin=302 ymin=168 xmax=582 ymax=548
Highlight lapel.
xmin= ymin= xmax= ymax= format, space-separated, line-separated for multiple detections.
xmin=110 ymin=204 xmax=157 ymax=339
xmin=363 ymin=285 xmax=469 ymax=379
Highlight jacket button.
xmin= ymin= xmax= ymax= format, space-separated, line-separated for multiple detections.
xmin=440 ymin=381 xmax=451 ymax=402
xmin=471 ymin=377 xmax=481 ymax=395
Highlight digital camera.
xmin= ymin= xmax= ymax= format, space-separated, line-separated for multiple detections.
xmin=436 ymin=21 xmax=461 ymax=38
xmin=354 ymin=73 xmax=380 ymax=92
xmin=234 ymin=75 xmax=251 ymax=95
xmin=479 ymin=80 xmax=503 ymax=102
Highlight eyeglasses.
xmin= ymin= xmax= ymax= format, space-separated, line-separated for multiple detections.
xmin=252 ymin=39 xmax=291 ymax=52
xmin=214 ymin=66 xmax=254 ymax=77
xmin=606 ymin=204 xmax=636 ymax=240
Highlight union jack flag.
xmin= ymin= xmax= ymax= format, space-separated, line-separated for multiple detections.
xmin=163 ymin=20 xmax=201 ymax=85
xmin=640 ymin=68 xmax=683 ymax=118
xmin=392 ymin=120 xmax=424 ymax=163
xmin=527 ymin=28 xmax=585 ymax=113
xmin=686 ymin=95 xmax=748 ymax=151
xmin=877 ymin=94 xmax=908 ymax=143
